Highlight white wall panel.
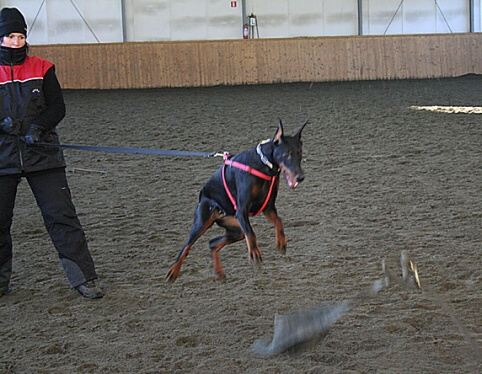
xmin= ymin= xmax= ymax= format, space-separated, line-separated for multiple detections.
xmin=0 ymin=0 xmax=475 ymax=44
xmin=475 ymin=1 xmax=482 ymax=32
xmin=205 ymin=0 xmax=241 ymax=40
xmin=245 ymin=0 xmax=289 ymax=38
xmin=246 ymin=0 xmax=358 ymax=38
xmin=125 ymin=0 xmax=241 ymax=42
xmin=287 ymin=0 xmax=325 ymax=37
xmin=437 ymin=0 xmax=470 ymax=33
xmin=170 ymin=0 xmax=207 ymax=40
xmin=321 ymin=1 xmax=358 ymax=36
xmin=363 ymin=0 xmax=469 ymax=35
xmin=1 ymin=0 xmax=123 ymax=44
xmin=124 ymin=0 xmax=171 ymax=42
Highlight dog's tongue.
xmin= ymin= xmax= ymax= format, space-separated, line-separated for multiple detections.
xmin=284 ymin=171 xmax=298 ymax=189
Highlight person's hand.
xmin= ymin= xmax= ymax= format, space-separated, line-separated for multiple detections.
xmin=24 ymin=124 xmax=43 ymax=144
xmin=0 ymin=116 xmax=22 ymax=135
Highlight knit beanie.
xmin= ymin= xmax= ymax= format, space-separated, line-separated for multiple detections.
xmin=0 ymin=8 xmax=27 ymax=37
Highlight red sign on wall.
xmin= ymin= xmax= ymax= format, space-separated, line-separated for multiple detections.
xmin=231 ymin=1 xmax=237 ymax=7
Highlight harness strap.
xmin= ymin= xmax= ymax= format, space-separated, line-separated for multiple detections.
xmin=222 ymin=163 xmax=238 ymax=211
xmin=224 ymin=159 xmax=273 ymax=181
xmin=254 ymin=173 xmax=277 ymax=216
xmin=222 ymin=153 xmax=278 ymax=216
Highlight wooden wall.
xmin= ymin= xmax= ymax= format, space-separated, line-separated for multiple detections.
xmin=30 ymin=33 xmax=482 ymax=89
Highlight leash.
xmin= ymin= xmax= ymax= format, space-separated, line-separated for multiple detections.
xmin=34 ymin=142 xmax=217 ymax=158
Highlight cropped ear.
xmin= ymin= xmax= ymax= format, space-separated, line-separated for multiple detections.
xmin=295 ymin=119 xmax=309 ymax=139
xmin=273 ymin=119 xmax=284 ymax=144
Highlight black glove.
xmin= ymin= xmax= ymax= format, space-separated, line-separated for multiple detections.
xmin=0 ymin=116 xmax=22 ymax=135
xmin=24 ymin=124 xmax=43 ymax=144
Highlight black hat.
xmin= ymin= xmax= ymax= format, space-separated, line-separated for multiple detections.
xmin=0 ymin=8 xmax=27 ymax=37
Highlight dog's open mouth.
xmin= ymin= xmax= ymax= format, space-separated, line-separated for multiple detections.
xmin=282 ymin=167 xmax=299 ymax=189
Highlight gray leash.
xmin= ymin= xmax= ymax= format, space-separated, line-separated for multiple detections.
xmin=35 ymin=142 xmax=217 ymax=158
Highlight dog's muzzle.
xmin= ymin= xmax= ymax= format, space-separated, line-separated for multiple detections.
xmin=282 ymin=167 xmax=304 ymax=189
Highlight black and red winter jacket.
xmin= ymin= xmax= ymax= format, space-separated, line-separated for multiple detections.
xmin=0 ymin=46 xmax=66 ymax=175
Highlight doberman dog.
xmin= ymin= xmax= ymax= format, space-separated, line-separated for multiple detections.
xmin=166 ymin=120 xmax=308 ymax=283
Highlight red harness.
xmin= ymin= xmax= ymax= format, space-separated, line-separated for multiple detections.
xmin=222 ymin=153 xmax=278 ymax=216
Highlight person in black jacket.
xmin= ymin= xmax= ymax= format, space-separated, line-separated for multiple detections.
xmin=0 ymin=7 xmax=103 ymax=299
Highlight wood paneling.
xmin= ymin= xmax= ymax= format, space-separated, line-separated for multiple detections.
xmin=30 ymin=34 xmax=482 ymax=89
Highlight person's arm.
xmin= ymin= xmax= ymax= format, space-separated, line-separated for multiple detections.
xmin=33 ymin=66 xmax=66 ymax=132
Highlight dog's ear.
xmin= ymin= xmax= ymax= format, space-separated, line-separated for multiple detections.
xmin=273 ymin=119 xmax=284 ymax=144
xmin=295 ymin=119 xmax=309 ymax=139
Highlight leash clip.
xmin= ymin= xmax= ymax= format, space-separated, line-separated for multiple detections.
xmin=209 ymin=152 xmax=227 ymax=158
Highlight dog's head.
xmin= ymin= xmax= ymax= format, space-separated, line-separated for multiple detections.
xmin=272 ymin=119 xmax=308 ymax=189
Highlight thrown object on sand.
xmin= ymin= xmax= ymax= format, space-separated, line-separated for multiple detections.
xmin=252 ymin=270 xmax=390 ymax=357
xmin=251 ymin=300 xmax=353 ymax=356
xmin=252 ymin=252 xmax=481 ymax=360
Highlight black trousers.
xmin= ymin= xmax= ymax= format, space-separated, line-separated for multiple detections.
xmin=0 ymin=168 xmax=98 ymax=291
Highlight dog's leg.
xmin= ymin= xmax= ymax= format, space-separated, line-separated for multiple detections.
xmin=166 ymin=200 xmax=220 ymax=283
xmin=235 ymin=210 xmax=263 ymax=265
xmin=263 ymin=209 xmax=287 ymax=254
xmin=209 ymin=216 xmax=244 ymax=281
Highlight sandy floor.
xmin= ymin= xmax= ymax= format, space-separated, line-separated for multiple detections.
xmin=1 ymin=75 xmax=481 ymax=373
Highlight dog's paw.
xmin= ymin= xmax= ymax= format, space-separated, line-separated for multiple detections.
xmin=277 ymin=244 xmax=287 ymax=255
xmin=249 ymin=248 xmax=263 ymax=265
xmin=166 ymin=264 xmax=181 ymax=283
xmin=276 ymin=238 xmax=287 ymax=255
xmin=215 ymin=271 xmax=226 ymax=282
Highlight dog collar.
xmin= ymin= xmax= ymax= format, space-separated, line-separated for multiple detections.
xmin=256 ymin=143 xmax=276 ymax=171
